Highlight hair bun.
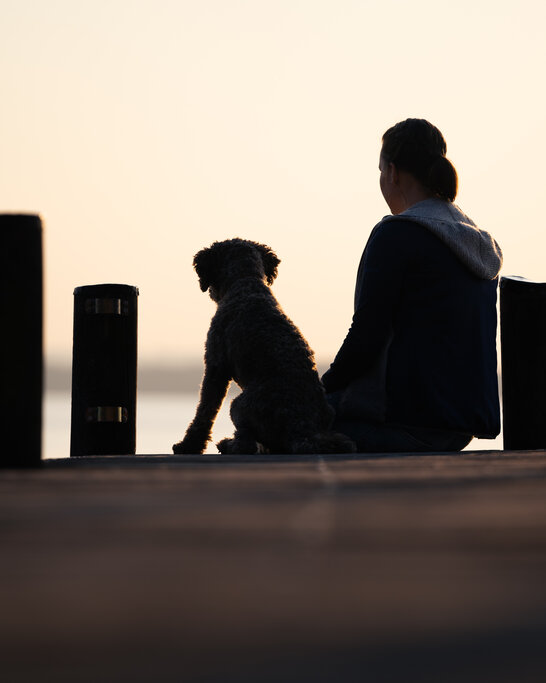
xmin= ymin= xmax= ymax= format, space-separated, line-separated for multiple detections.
xmin=427 ymin=155 xmax=458 ymax=202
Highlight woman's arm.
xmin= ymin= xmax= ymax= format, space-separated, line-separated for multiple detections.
xmin=321 ymin=220 xmax=416 ymax=392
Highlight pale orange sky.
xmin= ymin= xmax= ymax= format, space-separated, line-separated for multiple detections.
xmin=1 ymin=0 xmax=545 ymax=366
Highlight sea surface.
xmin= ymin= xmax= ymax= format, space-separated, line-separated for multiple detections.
xmin=44 ymin=391 xmax=235 ymax=458
xmin=44 ymin=390 xmax=503 ymax=459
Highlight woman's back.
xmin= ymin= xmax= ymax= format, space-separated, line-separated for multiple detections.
xmin=382 ymin=219 xmax=500 ymax=437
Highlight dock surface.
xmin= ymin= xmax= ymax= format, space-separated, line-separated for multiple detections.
xmin=2 ymin=450 xmax=546 ymax=682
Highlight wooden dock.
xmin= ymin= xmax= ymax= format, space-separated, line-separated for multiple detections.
xmin=2 ymin=449 xmax=546 ymax=682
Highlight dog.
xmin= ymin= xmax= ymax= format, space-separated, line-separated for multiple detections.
xmin=172 ymin=238 xmax=356 ymax=455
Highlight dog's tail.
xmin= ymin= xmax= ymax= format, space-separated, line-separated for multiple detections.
xmin=291 ymin=431 xmax=357 ymax=455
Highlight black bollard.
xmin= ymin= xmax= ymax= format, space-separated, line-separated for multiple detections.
xmin=500 ymin=276 xmax=546 ymax=450
xmin=70 ymin=284 xmax=138 ymax=456
xmin=0 ymin=214 xmax=43 ymax=468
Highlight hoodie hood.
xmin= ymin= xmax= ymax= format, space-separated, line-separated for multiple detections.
xmin=381 ymin=198 xmax=503 ymax=280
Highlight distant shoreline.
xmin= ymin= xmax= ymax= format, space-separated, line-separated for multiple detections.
xmin=46 ymin=362 xmax=204 ymax=394
xmin=46 ymin=360 xmax=332 ymax=394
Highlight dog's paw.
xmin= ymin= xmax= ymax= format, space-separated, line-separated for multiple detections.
xmin=216 ymin=436 xmax=266 ymax=455
xmin=172 ymin=438 xmax=205 ymax=455
xmin=216 ymin=437 xmax=234 ymax=454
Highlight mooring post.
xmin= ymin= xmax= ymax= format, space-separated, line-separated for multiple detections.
xmin=0 ymin=214 xmax=43 ymax=468
xmin=70 ymin=284 xmax=139 ymax=456
xmin=500 ymin=276 xmax=546 ymax=450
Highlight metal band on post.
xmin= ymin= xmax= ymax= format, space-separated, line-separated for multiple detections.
xmin=500 ymin=276 xmax=546 ymax=450
xmin=85 ymin=298 xmax=129 ymax=316
xmin=70 ymin=283 xmax=138 ymax=456
xmin=0 ymin=214 xmax=43 ymax=467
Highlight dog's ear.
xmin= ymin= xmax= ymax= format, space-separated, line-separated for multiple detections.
xmin=193 ymin=246 xmax=218 ymax=292
xmin=254 ymin=242 xmax=280 ymax=285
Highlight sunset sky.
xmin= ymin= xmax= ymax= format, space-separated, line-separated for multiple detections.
xmin=2 ymin=0 xmax=545 ymax=368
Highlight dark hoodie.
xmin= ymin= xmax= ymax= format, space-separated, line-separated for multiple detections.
xmin=322 ymin=199 xmax=503 ymax=438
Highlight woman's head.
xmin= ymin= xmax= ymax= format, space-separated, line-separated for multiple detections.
xmin=380 ymin=119 xmax=458 ymax=203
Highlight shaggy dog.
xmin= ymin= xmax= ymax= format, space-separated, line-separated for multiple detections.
xmin=172 ymin=238 xmax=356 ymax=455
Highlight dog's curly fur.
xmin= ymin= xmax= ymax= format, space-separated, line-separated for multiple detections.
xmin=172 ymin=238 xmax=356 ymax=455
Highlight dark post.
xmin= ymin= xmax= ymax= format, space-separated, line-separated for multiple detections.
xmin=500 ymin=276 xmax=546 ymax=450
xmin=0 ymin=214 xmax=43 ymax=468
xmin=70 ymin=284 xmax=138 ymax=456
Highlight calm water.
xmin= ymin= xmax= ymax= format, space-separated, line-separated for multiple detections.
xmin=44 ymin=391 xmax=503 ymax=459
xmin=44 ymin=391 xmax=235 ymax=458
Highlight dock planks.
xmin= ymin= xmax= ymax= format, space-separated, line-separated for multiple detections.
xmin=1 ymin=449 xmax=546 ymax=682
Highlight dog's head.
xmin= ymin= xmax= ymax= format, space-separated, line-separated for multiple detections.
xmin=193 ymin=238 xmax=280 ymax=301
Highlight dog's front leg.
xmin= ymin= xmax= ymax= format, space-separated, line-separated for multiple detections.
xmin=173 ymin=365 xmax=231 ymax=454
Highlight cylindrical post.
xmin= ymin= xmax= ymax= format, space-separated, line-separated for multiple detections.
xmin=0 ymin=214 xmax=43 ymax=468
xmin=500 ymin=276 xmax=546 ymax=450
xmin=70 ymin=284 xmax=138 ymax=456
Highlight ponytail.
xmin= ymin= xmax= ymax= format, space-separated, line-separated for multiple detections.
xmin=426 ymin=155 xmax=458 ymax=202
xmin=382 ymin=119 xmax=458 ymax=202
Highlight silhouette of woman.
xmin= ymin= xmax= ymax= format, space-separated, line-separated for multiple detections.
xmin=322 ymin=119 xmax=503 ymax=452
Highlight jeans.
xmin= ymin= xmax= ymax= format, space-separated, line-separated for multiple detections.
xmin=327 ymin=393 xmax=472 ymax=453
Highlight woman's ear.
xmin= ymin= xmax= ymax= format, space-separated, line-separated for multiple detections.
xmin=388 ymin=161 xmax=399 ymax=185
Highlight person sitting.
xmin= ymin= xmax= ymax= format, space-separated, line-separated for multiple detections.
xmin=322 ymin=118 xmax=503 ymax=453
